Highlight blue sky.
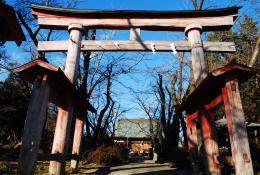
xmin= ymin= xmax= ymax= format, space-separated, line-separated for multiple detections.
xmin=2 ymin=0 xmax=259 ymax=118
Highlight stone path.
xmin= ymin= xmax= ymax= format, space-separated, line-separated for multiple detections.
xmin=81 ymin=160 xmax=192 ymax=175
xmin=109 ymin=160 xmax=191 ymax=175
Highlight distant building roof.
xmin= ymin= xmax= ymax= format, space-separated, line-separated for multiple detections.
xmin=115 ymin=118 xmax=157 ymax=139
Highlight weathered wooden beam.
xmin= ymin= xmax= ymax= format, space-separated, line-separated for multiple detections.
xmin=199 ymin=108 xmax=221 ymax=175
xmin=186 ymin=114 xmax=200 ymax=174
xmin=185 ymin=24 xmax=207 ymax=86
xmin=49 ymin=105 xmax=75 ymax=174
xmin=204 ymin=94 xmax=223 ymax=110
xmin=35 ymin=15 xmax=235 ymax=31
xmin=71 ymin=117 xmax=83 ymax=171
xmin=222 ymin=79 xmax=254 ymax=175
xmin=31 ymin=4 xmax=240 ymax=31
xmin=38 ymin=40 xmax=236 ymax=52
xmin=49 ymin=24 xmax=84 ymax=175
xmin=18 ymin=74 xmax=50 ymax=175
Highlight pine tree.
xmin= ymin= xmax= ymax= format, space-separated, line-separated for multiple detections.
xmin=207 ymin=16 xmax=260 ymax=122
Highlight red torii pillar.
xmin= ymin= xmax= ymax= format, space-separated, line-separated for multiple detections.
xmin=71 ymin=116 xmax=84 ymax=171
xmin=222 ymin=78 xmax=254 ymax=175
xmin=49 ymin=23 xmax=84 ymax=175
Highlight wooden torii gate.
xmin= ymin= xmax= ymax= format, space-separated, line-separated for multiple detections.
xmin=16 ymin=4 xmax=250 ymax=175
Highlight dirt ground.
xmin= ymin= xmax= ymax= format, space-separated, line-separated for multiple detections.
xmin=0 ymin=160 xmax=193 ymax=175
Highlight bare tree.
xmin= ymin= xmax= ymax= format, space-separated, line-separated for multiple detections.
xmin=191 ymin=0 xmax=205 ymax=10
xmin=135 ymin=51 xmax=191 ymax=162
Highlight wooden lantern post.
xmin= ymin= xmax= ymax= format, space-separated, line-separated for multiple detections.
xmin=185 ymin=24 xmax=221 ymax=175
xmin=49 ymin=24 xmax=84 ymax=175
xmin=222 ymin=79 xmax=254 ymax=175
xmin=18 ymin=74 xmax=51 ymax=175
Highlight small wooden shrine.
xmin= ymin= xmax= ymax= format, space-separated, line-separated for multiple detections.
xmin=176 ymin=62 xmax=259 ymax=175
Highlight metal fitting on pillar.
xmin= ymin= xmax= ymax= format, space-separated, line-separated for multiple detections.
xmin=68 ymin=23 xmax=85 ymax=33
xmin=184 ymin=24 xmax=203 ymax=36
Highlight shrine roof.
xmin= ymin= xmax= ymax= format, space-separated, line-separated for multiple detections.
xmin=176 ymin=63 xmax=259 ymax=114
xmin=0 ymin=4 xmax=25 ymax=46
xmin=14 ymin=59 xmax=96 ymax=114
xmin=115 ymin=118 xmax=157 ymax=138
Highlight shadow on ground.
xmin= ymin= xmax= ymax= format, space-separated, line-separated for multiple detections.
xmin=79 ymin=160 xmax=193 ymax=175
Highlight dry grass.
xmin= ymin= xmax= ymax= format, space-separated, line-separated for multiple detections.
xmin=0 ymin=160 xmax=108 ymax=174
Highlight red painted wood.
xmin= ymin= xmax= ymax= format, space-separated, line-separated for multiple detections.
xmin=222 ymin=79 xmax=254 ymax=175
xmin=204 ymin=94 xmax=223 ymax=110
xmin=49 ymin=24 xmax=83 ymax=175
xmin=49 ymin=106 xmax=74 ymax=174
xmin=71 ymin=117 xmax=83 ymax=170
xmin=199 ymin=108 xmax=221 ymax=175
xmin=186 ymin=113 xmax=199 ymax=174
xmin=187 ymin=116 xmax=197 ymax=150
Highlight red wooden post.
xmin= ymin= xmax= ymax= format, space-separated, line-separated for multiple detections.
xmin=71 ymin=117 xmax=83 ymax=170
xmin=199 ymin=108 xmax=221 ymax=175
xmin=49 ymin=24 xmax=84 ymax=175
xmin=49 ymin=105 xmax=74 ymax=174
xmin=18 ymin=74 xmax=50 ymax=175
xmin=222 ymin=79 xmax=254 ymax=175
xmin=186 ymin=112 xmax=200 ymax=174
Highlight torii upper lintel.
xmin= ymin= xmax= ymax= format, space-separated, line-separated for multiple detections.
xmin=31 ymin=4 xmax=240 ymax=31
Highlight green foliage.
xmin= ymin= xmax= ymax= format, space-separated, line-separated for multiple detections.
xmin=207 ymin=16 xmax=259 ymax=68
xmin=39 ymin=109 xmax=57 ymax=153
xmin=207 ymin=16 xmax=260 ymax=122
xmin=0 ymin=73 xmax=30 ymax=146
xmin=0 ymin=73 xmax=56 ymax=153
